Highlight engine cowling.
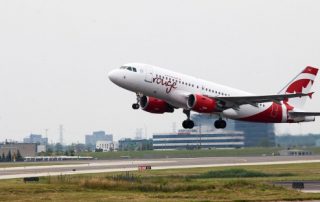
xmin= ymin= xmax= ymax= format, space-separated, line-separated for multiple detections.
xmin=187 ymin=94 xmax=218 ymax=113
xmin=140 ymin=96 xmax=174 ymax=114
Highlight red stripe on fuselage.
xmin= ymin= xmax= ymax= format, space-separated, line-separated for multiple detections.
xmin=239 ymin=103 xmax=283 ymax=123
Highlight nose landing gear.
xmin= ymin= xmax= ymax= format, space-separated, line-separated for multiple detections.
xmin=132 ymin=103 xmax=140 ymax=110
xmin=132 ymin=93 xmax=142 ymax=110
xmin=182 ymin=110 xmax=195 ymax=129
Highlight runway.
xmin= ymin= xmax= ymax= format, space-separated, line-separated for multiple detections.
xmin=0 ymin=155 xmax=320 ymax=180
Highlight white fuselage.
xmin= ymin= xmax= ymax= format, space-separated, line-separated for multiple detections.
xmin=108 ymin=63 xmax=313 ymax=123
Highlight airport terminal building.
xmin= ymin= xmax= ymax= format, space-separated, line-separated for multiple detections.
xmin=192 ymin=114 xmax=276 ymax=147
xmin=153 ymin=130 xmax=244 ymax=150
xmin=153 ymin=114 xmax=275 ymax=150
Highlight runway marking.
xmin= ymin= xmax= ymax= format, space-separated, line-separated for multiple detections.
xmin=1 ymin=159 xmax=320 ymax=180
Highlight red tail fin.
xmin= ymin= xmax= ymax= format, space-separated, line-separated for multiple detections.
xmin=278 ymin=66 xmax=318 ymax=108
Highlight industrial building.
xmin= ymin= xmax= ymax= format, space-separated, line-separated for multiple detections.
xmin=0 ymin=143 xmax=37 ymax=158
xmin=23 ymin=134 xmax=48 ymax=145
xmin=153 ymin=130 xmax=244 ymax=150
xmin=85 ymin=131 xmax=113 ymax=151
xmin=192 ymin=114 xmax=275 ymax=147
xmin=234 ymin=121 xmax=275 ymax=147
xmin=152 ymin=114 xmax=275 ymax=150
xmin=95 ymin=140 xmax=115 ymax=152
xmin=279 ymin=149 xmax=313 ymax=156
xmin=118 ymin=138 xmax=153 ymax=151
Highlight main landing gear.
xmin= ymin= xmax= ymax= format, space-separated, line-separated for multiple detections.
xmin=182 ymin=110 xmax=195 ymax=129
xmin=181 ymin=110 xmax=227 ymax=130
xmin=132 ymin=93 xmax=142 ymax=110
xmin=214 ymin=119 xmax=227 ymax=129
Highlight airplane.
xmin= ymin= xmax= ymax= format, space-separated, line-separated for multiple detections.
xmin=108 ymin=64 xmax=320 ymax=129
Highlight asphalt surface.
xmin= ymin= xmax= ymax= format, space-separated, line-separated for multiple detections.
xmin=274 ymin=181 xmax=320 ymax=193
xmin=1 ymin=155 xmax=320 ymax=180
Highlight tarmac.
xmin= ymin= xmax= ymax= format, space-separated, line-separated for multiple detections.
xmin=0 ymin=155 xmax=320 ymax=181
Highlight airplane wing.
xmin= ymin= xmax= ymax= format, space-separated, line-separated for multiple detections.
xmin=289 ymin=112 xmax=320 ymax=117
xmin=212 ymin=93 xmax=311 ymax=110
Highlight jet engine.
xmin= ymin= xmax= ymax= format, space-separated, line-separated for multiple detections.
xmin=187 ymin=94 xmax=219 ymax=113
xmin=140 ymin=96 xmax=174 ymax=114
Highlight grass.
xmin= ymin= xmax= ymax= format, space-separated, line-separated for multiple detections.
xmin=196 ymin=168 xmax=294 ymax=178
xmin=79 ymin=147 xmax=320 ymax=159
xmin=1 ymin=162 xmax=320 ymax=201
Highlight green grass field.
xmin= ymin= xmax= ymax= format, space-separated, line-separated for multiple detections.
xmin=79 ymin=147 xmax=320 ymax=159
xmin=1 ymin=162 xmax=320 ymax=201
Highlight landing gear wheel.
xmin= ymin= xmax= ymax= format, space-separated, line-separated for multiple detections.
xmin=132 ymin=93 xmax=142 ymax=110
xmin=214 ymin=119 xmax=227 ymax=129
xmin=132 ymin=103 xmax=140 ymax=110
xmin=220 ymin=120 xmax=226 ymax=129
xmin=182 ymin=120 xmax=194 ymax=129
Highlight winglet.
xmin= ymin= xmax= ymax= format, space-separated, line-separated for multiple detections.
xmin=308 ymin=92 xmax=315 ymax=99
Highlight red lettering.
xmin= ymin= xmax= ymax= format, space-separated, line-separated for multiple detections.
xmin=152 ymin=76 xmax=177 ymax=94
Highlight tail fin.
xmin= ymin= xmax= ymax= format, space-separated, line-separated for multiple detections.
xmin=278 ymin=66 xmax=318 ymax=109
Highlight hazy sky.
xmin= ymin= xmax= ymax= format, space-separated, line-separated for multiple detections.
xmin=0 ymin=0 xmax=320 ymax=144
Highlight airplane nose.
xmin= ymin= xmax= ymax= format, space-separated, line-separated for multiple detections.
xmin=108 ymin=69 xmax=119 ymax=83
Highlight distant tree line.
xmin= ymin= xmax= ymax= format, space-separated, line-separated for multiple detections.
xmin=0 ymin=150 xmax=24 ymax=162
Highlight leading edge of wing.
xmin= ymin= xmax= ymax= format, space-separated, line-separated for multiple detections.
xmin=212 ymin=93 xmax=311 ymax=109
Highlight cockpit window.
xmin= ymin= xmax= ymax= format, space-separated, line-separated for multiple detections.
xmin=120 ymin=66 xmax=137 ymax=72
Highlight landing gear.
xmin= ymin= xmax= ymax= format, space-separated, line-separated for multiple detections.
xmin=132 ymin=93 xmax=142 ymax=110
xmin=214 ymin=119 xmax=227 ymax=129
xmin=182 ymin=120 xmax=194 ymax=129
xmin=182 ymin=110 xmax=194 ymax=129
xmin=132 ymin=103 xmax=140 ymax=110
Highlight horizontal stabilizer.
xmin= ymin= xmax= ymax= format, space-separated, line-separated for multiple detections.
xmin=289 ymin=112 xmax=320 ymax=117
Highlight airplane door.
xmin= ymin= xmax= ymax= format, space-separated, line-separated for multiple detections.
xmin=144 ymin=67 xmax=153 ymax=83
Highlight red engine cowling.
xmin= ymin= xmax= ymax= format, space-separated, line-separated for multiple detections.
xmin=140 ymin=96 xmax=174 ymax=114
xmin=187 ymin=94 xmax=218 ymax=113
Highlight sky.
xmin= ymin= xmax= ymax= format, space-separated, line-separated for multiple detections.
xmin=0 ymin=0 xmax=319 ymax=144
